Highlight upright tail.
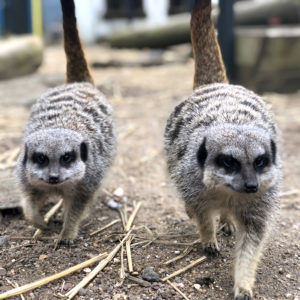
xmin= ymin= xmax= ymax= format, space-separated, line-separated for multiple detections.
xmin=191 ymin=0 xmax=227 ymax=89
xmin=60 ymin=0 xmax=94 ymax=84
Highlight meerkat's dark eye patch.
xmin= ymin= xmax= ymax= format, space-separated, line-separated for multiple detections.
xmin=215 ymin=154 xmax=241 ymax=173
xmin=253 ymin=154 xmax=269 ymax=172
xmin=197 ymin=138 xmax=207 ymax=168
xmin=60 ymin=151 xmax=76 ymax=167
xmin=80 ymin=142 xmax=88 ymax=162
xmin=32 ymin=152 xmax=49 ymax=167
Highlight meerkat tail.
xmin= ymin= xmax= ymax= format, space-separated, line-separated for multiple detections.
xmin=60 ymin=0 xmax=94 ymax=84
xmin=191 ymin=0 xmax=228 ymax=89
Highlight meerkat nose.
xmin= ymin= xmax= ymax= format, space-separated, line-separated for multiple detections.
xmin=244 ymin=183 xmax=258 ymax=193
xmin=49 ymin=175 xmax=60 ymax=184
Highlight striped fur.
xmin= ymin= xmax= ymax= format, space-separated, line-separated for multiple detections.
xmin=164 ymin=1 xmax=281 ymax=299
xmin=17 ymin=0 xmax=115 ymax=247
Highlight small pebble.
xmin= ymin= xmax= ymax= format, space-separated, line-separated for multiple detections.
xmin=84 ymin=268 xmax=91 ymax=273
xmin=113 ymin=187 xmax=124 ymax=197
xmin=194 ymin=284 xmax=201 ymax=290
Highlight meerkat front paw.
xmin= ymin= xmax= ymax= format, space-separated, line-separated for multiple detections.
xmin=234 ymin=287 xmax=252 ymax=300
xmin=203 ymin=241 xmax=220 ymax=256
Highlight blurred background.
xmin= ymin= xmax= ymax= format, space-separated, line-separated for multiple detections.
xmin=0 ymin=0 xmax=300 ymax=93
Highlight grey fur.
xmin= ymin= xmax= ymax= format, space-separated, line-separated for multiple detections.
xmin=164 ymin=83 xmax=281 ymax=299
xmin=17 ymin=82 xmax=115 ymax=245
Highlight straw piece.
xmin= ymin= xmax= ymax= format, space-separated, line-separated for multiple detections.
xmin=166 ymin=280 xmax=190 ymax=300
xmin=65 ymin=229 xmax=133 ymax=299
xmin=125 ymin=202 xmax=142 ymax=232
xmin=89 ymin=219 xmax=120 ymax=236
xmin=162 ymin=256 xmax=207 ymax=282
xmin=0 ymin=253 xmax=108 ymax=299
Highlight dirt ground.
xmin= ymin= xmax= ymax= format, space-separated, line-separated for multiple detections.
xmin=0 ymin=45 xmax=299 ymax=300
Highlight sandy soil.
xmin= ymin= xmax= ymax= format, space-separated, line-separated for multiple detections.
xmin=0 ymin=45 xmax=299 ymax=300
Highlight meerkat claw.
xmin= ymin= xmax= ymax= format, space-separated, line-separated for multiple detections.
xmin=203 ymin=242 xmax=220 ymax=256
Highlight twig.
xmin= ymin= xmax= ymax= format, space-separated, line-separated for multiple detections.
xmin=166 ymin=280 xmax=190 ymax=300
xmin=162 ymin=256 xmax=207 ymax=282
xmin=163 ymin=239 xmax=201 ymax=266
xmin=89 ymin=219 xmax=120 ymax=236
xmin=124 ymin=202 xmax=142 ymax=274
xmin=7 ymin=147 xmax=20 ymax=163
xmin=0 ymin=253 xmax=108 ymax=299
xmin=126 ymin=235 xmax=135 ymax=273
xmin=280 ymin=189 xmax=300 ymax=198
xmin=125 ymin=202 xmax=142 ymax=232
xmin=65 ymin=229 xmax=133 ymax=299
xmin=135 ymin=237 xmax=196 ymax=247
xmin=118 ymin=208 xmax=127 ymax=230
xmin=9 ymin=236 xmax=54 ymax=241
xmin=5 ymin=279 xmax=25 ymax=300
xmin=119 ymin=245 xmax=125 ymax=281
xmin=126 ymin=275 xmax=151 ymax=288
xmin=33 ymin=199 xmax=63 ymax=239
xmin=0 ymin=162 xmax=16 ymax=170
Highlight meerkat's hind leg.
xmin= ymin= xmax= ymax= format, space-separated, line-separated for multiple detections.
xmin=196 ymin=210 xmax=220 ymax=256
xmin=220 ymin=212 xmax=236 ymax=236
xmin=22 ymin=191 xmax=48 ymax=230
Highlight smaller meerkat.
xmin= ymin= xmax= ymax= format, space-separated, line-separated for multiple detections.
xmin=164 ymin=0 xmax=281 ymax=299
xmin=17 ymin=0 xmax=115 ymax=247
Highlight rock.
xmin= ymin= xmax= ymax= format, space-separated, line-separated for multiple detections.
xmin=141 ymin=266 xmax=160 ymax=282
xmin=0 ymin=236 xmax=8 ymax=246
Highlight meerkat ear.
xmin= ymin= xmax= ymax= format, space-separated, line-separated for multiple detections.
xmin=80 ymin=142 xmax=88 ymax=162
xmin=270 ymin=139 xmax=276 ymax=164
xmin=22 ymin=144 xmax=28 ymax=165
xmin=197 ymin=137 xmax=208 ymax=168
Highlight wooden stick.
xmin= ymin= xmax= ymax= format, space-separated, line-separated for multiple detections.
xmin=65 ymin=229 xmax=133 ymax=299
xmin=33 ymin=199 xmax=63 ymax=239
xmin=162 ymin=256 xmax=207 ymax=282
xmin=89 ymin=219 xmax=120 ymax=236
xmin=0 ymin=253 xmax=108 ymax=299
xmin=125 ymin=202 xmax=142 ymax=232
xmin=166 ymin=280 xmax=190 ymax=300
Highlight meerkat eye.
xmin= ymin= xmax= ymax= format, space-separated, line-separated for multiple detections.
xmin=60 ymin=151 xmax=76 ymax=166
xmin=215 ymin=154 xmax=241 ymax=173
xmin=32 ymin=153 xmax=49 ymax=167
xmin=253 ymin=154 xmax=269 ymax=171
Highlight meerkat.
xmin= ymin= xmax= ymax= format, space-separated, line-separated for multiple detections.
xmin=164 ymin=0 xmax=281 ymax=299
xmin=17 ymin=0 xmax=115 ymax=248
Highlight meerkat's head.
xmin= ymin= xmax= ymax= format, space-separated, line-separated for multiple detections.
xmin=19 ymin=128 xmax=88 ymax=188
xmin=197 ymin=124 xmax=279 ymax=194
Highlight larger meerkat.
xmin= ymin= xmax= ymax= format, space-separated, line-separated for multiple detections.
xmin=164 ymin=0 xmax=281 ymax=299
xmin=17 ymin=0 xmax=115 ymax=247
